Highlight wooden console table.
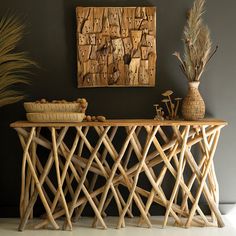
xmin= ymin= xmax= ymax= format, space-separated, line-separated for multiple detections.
xmin=11 ymin=119 xmax=227 ymax=230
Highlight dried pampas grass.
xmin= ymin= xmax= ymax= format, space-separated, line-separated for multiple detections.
xmin=173 ymin=0 xmax=218 ymax=82
xmin=0 ymin=14 xmax=37 ymax=107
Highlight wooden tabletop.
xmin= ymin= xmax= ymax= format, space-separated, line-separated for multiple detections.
xmin=10 ymin=119 xmax=228 ymax=128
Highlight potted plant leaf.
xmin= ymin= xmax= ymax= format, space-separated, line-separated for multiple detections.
xmin=173 ymin=0 xmax=218 ymax=120
xmin=0 ymin=14 xmax=36 ymax=107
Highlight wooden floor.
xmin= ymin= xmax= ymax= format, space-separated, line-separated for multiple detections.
xmin=0 ymin=216 xmax=236 ymax=236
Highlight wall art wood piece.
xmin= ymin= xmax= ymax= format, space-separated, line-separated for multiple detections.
xmin=76 ymin=7 xmax=157 ymax=88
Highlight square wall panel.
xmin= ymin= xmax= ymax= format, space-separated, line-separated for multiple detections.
xmin=76 ymin=7 xmax=157 ymax=88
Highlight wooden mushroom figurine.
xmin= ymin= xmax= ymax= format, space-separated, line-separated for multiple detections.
xmin=174 ymin=98 xmax=183 ymax=118
xmin=153 ymin=104 xmax=159 ymax=113
xmin=162 ymin=90 xmax=174 ymax=118
xmin=161 ymin=91 xmax=182 ymax=120
xmin=156 ymin=108 xmax=164 ymax=120
xmin=161 ymin=99 xmax=171 ymax=118
xmin=154 ymin=104 xmax=165 ymax=120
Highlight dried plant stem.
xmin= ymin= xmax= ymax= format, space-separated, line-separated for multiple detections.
xmin=206 ymin=45 xmax=218 ymax=65
xmin=173 ymin=0 xmax=216 ymax=82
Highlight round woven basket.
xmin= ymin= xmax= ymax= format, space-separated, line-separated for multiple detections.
xmin=24 ymin=102 xmax=87 ymax=113
xmin=26 ymin=112 xmax=85 ymax=123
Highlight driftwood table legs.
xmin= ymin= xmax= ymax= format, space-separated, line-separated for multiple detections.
xmin=13 ymin=122 xmax=225 ymax=230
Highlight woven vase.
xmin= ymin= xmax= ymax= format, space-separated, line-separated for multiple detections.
xmin=182 ymin=81 xmax=205 ymax=121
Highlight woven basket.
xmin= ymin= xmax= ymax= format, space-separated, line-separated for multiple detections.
xmin=26 ymin=113 xmax=85 ymax=123
xmin=24 ymin=102 xmax=87 ymax=113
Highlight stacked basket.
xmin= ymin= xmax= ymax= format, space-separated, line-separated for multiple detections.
xmin=24 ymin=99 xmax=88 ymax=122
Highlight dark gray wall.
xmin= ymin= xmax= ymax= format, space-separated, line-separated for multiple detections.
xmin=0 ymin=0 xmax=235 ymax=216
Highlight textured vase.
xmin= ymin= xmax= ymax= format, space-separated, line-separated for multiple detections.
xmin=182 ymin=81 xmax=205 ymax=121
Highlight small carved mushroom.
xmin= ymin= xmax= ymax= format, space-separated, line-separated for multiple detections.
xmin=162 ymin=90 xmax=174 ymax=117
xmin=162 ymin=99 xmax=171 ymax=116
xmin=174 ymin=98 xmax=183 ymax=117
xmin=153 ymin=104 xmax=159 ymax=113
xmin=154 ymin=107 xmax=164 ymax=121
xmin=162 ymin=90 xmax=173 ymax=97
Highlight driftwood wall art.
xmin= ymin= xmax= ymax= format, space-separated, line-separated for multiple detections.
xmin=76 ymin=7 xmax=157 ymax=88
